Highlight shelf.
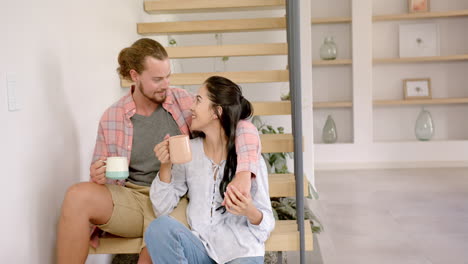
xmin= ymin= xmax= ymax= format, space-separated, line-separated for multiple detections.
xmin=166 ymin=43 xmax=287 ymax=59
xmin=312 ymin=59 xmax=352 ymax=66
xmin=120 ymin=70 xmax=289 ymax=87
xmin=137 ymin=17 xmax=285 ymax=35
xmin=373 ymin=9 xmax=468 ymax=22
xmin=314 ymin=101 xmax=353 ymax=109
xmin=144 ymin=0 xmax=285 ymax=13
xmin=310 ymin=9 xmax=468 ymax=25
xmin=308 ymin=98 xmax=468 ymax=108
xmin=374 ymin=54 xmax=468 ymax=64
xmin=311 ymin=17 xmax=351 ymax=24
xmin=313 ymin=55 xmax=468 ymax=65
xmin=374 ymin=98 xmax=468 ymax=106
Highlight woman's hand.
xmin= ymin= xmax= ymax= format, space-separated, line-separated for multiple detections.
xmin=224 ymin=185 xmax=263 ymax=225
xmin=154 ymin=134 xmax=173 ymax=183
xmin=154 ymin=135 xmax=171 ymax=165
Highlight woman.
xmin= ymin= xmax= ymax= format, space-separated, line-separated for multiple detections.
xmin=146 ymin=76 xmax=275 ymax=263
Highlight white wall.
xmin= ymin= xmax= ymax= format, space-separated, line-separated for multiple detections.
xmin=0 ymin=0 xmax=315 ymax=262
xmin=0 ymin=0 xmax=141 ymax=263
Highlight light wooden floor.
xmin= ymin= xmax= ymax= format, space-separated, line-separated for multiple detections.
xmin=288 ymin=168 xmax=468 ymax=264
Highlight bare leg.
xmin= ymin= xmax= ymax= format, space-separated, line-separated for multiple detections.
xmin=137 ymin=247 xmax=152 ymax=264
xmin=56 ymin=182 xmax=114 ymax=264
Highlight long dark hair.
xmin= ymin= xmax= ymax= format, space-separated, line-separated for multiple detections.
xmin=204 ymin=76 xmax=253 ymax=212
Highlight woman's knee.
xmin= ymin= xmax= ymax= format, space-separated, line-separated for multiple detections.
xmin=145 ymin=215 xmax=176 ymax=241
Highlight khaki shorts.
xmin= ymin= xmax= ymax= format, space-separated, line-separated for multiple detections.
xmin=97 ymin=182 xmax=188 ymax=249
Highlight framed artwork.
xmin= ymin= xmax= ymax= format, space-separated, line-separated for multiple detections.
xmin=404 ymin=78 xmax=432 ymax=100
xmin=399 ymin=23 xmax=439 ymax=58
xmin=409 ymin=0 xmax=429 ymax=13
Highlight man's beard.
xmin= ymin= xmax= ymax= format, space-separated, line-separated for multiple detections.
xmin=138 ymin=83 xmax=166 ymax=104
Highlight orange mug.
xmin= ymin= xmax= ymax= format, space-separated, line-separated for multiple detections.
xmin=169 ymin=135 xmax=192 ymax=164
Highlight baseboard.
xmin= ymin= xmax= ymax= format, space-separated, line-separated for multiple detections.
xmin=315 ymin=160 xmax=468 ymax=171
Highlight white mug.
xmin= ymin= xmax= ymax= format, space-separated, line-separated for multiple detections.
xmin=104 ymin=157 xmax=129 ymax=180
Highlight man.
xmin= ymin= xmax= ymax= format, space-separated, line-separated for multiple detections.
xmin=56 ymin=38 xmax=261 ymax=264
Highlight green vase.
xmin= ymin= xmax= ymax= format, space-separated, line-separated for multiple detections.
xmin=415 ymin=108 xmax=434 ymax=141
xmin=320 ymin=36 xmax=338 ymax=60
xmin=322 ymin=115 xmax=338 ymax=143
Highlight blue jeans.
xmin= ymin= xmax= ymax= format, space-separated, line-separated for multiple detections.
xmin=144 ymin=215 xmax=264 ymax=264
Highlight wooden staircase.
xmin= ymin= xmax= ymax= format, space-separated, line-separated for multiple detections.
xmin=91 ymin=0 xmax=312 ymax=257
xmin=144 ymin=0 xmax=286 ymax=13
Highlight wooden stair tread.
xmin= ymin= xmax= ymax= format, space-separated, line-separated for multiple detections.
xmin=145 ymin=0 xmax=285 ymax=13
xmin=269 ymin=174 xmax=309 ymax=198
xmin=252 ymin=101 xmax=291 ymax=116
xmin=137 ymin=17 xmax=286 ymax=35
xmin=120 ymin=70 xmax=289 ymax=86
xmin=260 ymin=133 xmax=295 ymax=153
xmin=166 ymin=43 xmax=287 ymax=58
xmin=89 ymin=220 xmax=312 ymax=254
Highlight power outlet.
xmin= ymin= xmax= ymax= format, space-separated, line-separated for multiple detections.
xmin=7 ymin=73 xmax=21 ymax=111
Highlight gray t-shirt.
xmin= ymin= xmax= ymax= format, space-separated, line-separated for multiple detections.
xmin=128 ymin=106 xmax=181 ymax=186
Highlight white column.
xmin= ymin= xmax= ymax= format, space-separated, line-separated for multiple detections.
xmin=299 ymin=0 xmax=315 ymax=188
xmin=352 ymin=0 xmax=373 ymax=146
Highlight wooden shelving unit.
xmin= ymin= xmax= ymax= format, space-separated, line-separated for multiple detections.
xmin=373 ymin=9 xmax=468 ymax=22
xmin=307 ymin=98 xmax=468 ymax=109
xmin=374 ymin=54 xmax=468 ymax=64
xmin=312 ymin=59 xmax=352 ymax=66
xmin=314 ymin=101 xmax=353 ymax=109
xmin=311 ymin=16 xmax=351 ymax=25
xmin=309 ymin=9 xmax=468 ymax=25
xmin=374 ymin=97 xmax=468 ymax=106
xmin=317 ymin=55 xmax=468 ymax=66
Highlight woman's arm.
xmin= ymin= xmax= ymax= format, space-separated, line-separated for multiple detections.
xmin=150 ymin=137 xmax=188 ymax=216
xmin=149 ymin=164 xmax=188 ymax=216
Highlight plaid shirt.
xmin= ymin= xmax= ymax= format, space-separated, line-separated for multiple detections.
xmin=92 ymin=86 xmax=260 ymax=184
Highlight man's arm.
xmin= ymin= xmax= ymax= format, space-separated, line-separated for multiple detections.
xmin=228 ymin=120 xmax=261 ymax=196
xmin=92 ymin=121 xmax=109 ymax=165
xmin=90 ymin=120 xmax=109 ymax=184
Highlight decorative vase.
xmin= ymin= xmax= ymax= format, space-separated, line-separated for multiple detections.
xmin=322 ymin=115 xmax=338 ymax=143
xmin=415 ymin=107 xmax=434 ymax=141
xmin=320 ymin=36 xmax=338 ymax=60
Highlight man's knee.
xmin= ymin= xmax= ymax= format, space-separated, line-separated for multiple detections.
xmin=62 ymin=182 xmax=110 ymax=215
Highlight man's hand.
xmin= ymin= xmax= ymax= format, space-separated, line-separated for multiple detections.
xmin=90 ymin=157 xmax=107 ymax=184
xmin=222 ymin=171 xmax=251 ymax=206
xmin=224 ymin=185 xmax=263 ymax=225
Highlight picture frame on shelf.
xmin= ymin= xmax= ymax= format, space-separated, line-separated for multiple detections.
xmin=404 ymin=78 xmax=432 ymax=100
xmin=408 ymin=0 xmax=429 ymax=13
xmin=399 ymin=23 xmax=439 ymax=58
